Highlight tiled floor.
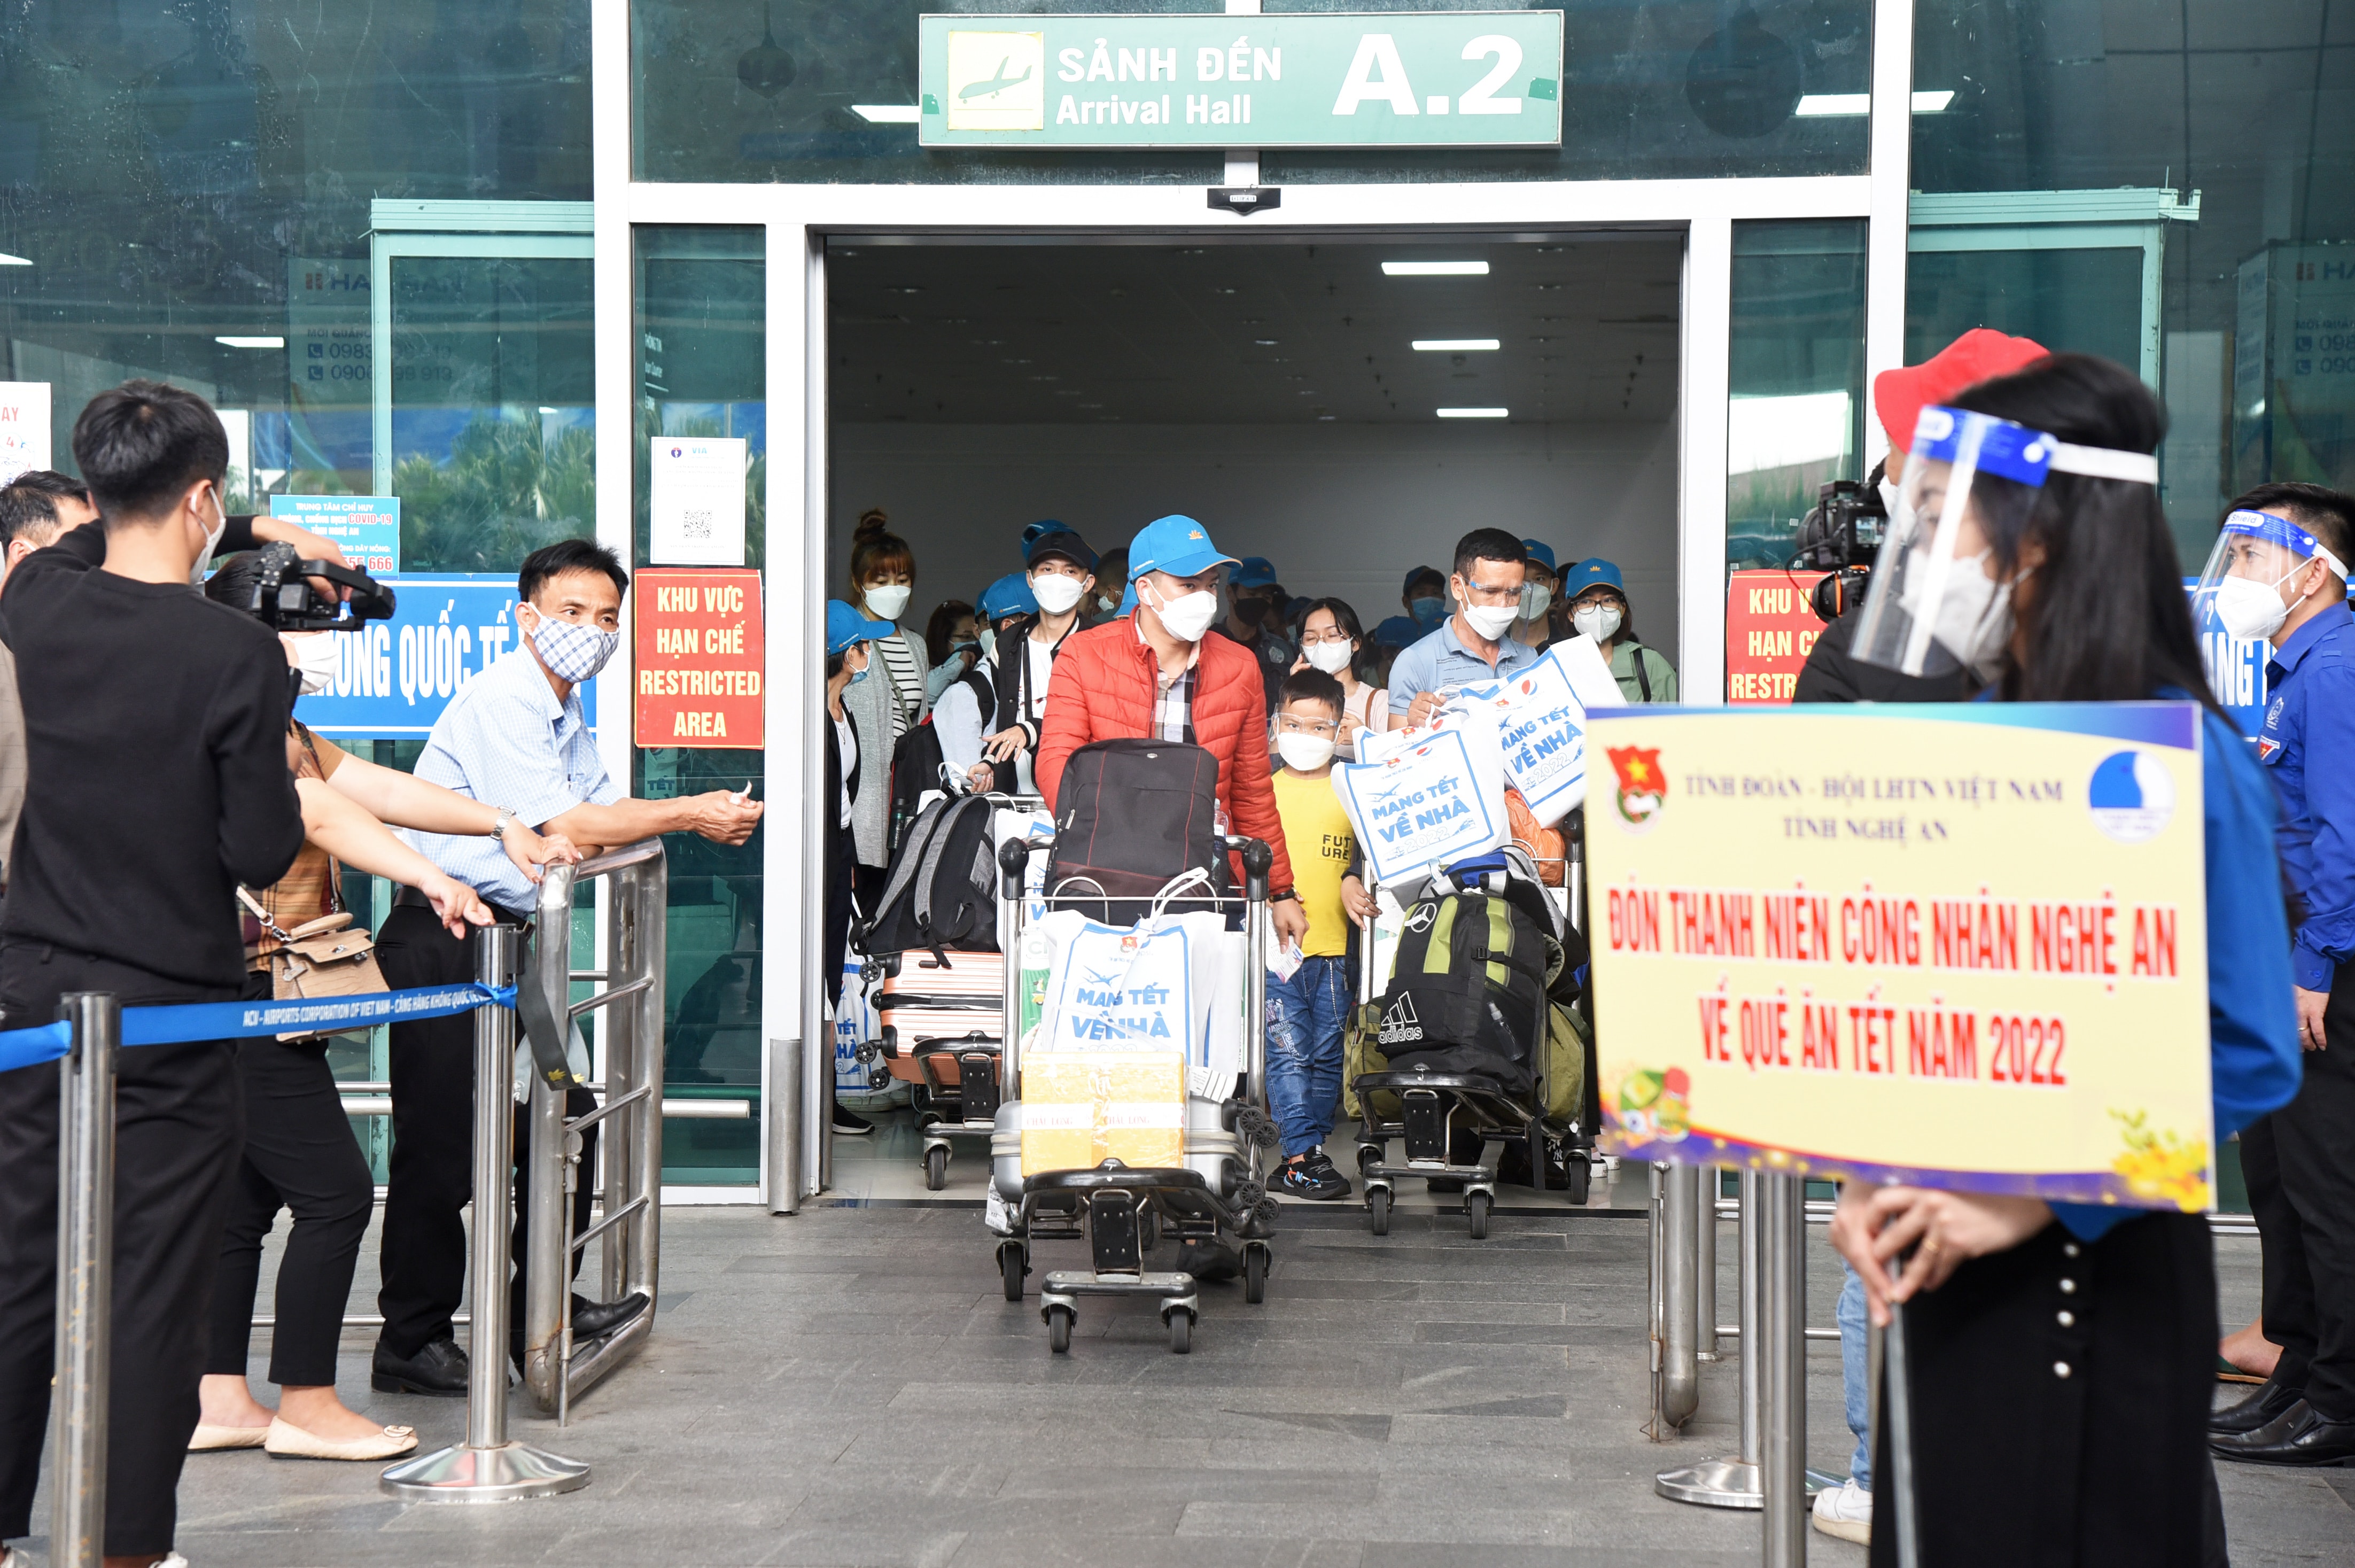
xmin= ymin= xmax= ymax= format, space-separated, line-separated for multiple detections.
xmin=11 ymin=1142 xmax=2346 ymax=1568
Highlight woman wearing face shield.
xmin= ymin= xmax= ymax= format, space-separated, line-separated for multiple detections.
xmin=1511 ymin=538 xmax=1560 ymax=653
xmin=1832 ymin=353 xmax=2303 ymax=1567
xmin=189 ymin=554 xmax=580 ymax=1462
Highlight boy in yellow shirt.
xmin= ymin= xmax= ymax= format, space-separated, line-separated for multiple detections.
xmin=1268 ymin=670 xmax=1378 ymax=1199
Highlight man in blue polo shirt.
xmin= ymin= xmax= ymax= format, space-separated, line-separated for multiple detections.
xmin=1387 ymin=528 xmax=1541 ymax=727
xmin=2206 ymin=483 xmax=2355 ymax=1468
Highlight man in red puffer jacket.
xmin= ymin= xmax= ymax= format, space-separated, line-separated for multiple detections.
xmin=1036 ymin=514 xmax=1308 ymax=949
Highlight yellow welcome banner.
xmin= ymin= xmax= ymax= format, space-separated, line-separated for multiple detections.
xmin=1585 ymin=703 xmax=2213 ymax=1213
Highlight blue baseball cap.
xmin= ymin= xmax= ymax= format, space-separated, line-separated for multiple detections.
xmin=1128 ymin=515 xmax=1238 ymax=581
xmin=1563 ymin=558 xmax=1626 ymax=599
xmin=1520 ymin=538 xmax=1557 ymax=573
xmin=1229 ymin=555 xmax=1278 ymax=589
xmin=1402 ymin=565 xmax=1444 ymax=596
xmin=1022 ymin=521 xmax=1098 ymax=570
xmin=826 ymin=599 xmax=895 ymax=656
xmin=977 ymin=571 xmax=1039 ymax=622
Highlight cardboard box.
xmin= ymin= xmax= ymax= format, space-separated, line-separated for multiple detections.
xmin=1020 ymin=1050 xmax=1186 ymax=1177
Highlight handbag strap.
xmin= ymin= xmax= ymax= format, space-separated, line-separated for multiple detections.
xmin=236 ymin=884 xmax=299 ymax=947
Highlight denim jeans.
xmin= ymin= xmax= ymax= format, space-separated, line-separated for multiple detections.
xmin=1837 ymin=1259 xmax=1871 ymax=1491
xmin=1266 ymin=955 xmax=1353 ymax=1158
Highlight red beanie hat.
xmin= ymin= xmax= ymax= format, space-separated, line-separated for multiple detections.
xmin=1873 ymin=329 xmax=2051 ymax=457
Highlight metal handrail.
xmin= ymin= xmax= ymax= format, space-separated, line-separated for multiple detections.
xmin=521 ymin=841 xmax=667 ymax=1422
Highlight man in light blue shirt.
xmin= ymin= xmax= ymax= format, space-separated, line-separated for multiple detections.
xmin=1387 ymin=528 xmax=1542 ymax=727
xmin=371 ymin=538 xmax=762 ymax=1399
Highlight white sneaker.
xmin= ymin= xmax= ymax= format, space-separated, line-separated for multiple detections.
xmin=1812 ymin=1478 xmax=1872 ymax=1544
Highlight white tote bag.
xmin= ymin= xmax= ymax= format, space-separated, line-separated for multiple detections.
xmin=1333 ymin=725 xmax=1510 ymax=888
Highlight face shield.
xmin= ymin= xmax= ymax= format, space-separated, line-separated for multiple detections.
xmin=2193 ymin=509 xmax=2349 ymax=643
xmin=1847 ymin=405 xmax=2160 ymax=679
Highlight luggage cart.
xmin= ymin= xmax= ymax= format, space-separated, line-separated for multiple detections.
xmin=1353 ymin=847 xmax=1599 ymax=1238
xmin=986 ymin=832 xmax=1281 ymax=1355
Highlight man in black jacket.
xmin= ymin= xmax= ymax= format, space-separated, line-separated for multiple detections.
xmin=0 ymin=381 xmax=304 ymax=1567
xmin=974 ymin=523 xmax=1099 ymax=795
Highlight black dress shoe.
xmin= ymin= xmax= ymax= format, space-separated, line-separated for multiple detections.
xmin=2212 ymin=1375 xmax=2306 ymax=1435
xmin=570 ymin=1290 xmax=650 ymax=1340
xmin=371 ymin=1336 xmax=471 ymax=1397
xmin=2211 ymin=1399 xmax=2355 ymax=1465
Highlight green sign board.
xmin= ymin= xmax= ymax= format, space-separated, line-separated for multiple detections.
xmin=916 ymin=11 xmax=1564 ymax=151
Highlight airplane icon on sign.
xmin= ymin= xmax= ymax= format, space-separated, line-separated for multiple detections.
xmin=959 ymin=56 xmax=1032 ymax=100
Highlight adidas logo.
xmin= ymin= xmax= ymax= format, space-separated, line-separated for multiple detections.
xmin=1377 ymin=993 xmax=1424 ymax=1046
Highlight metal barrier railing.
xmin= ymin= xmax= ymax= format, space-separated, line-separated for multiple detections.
xmin=380 ymin=925 xmax=588 ymax=1500
xmin=521 ymin=840 xmax=667 ymax=1422
xmin=51 ymin=993 xmax=115 ymax=1568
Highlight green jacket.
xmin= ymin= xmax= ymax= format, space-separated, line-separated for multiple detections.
xmin=1610 ymin=640 xmax=1678 ymax=703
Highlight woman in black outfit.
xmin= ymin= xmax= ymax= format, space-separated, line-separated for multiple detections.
xmin=825 ymin=600 xmax=892 ymax=1135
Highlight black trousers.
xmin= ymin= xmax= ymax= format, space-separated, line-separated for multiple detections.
xmin=373 ymin=905 xmax=593 ymax=1359
xmin=1871 ymin=1213 xmax=2220 ymax=1568
xmin=2243 ymin=960 xmax=2355 ymax=1419
xmin=205 ymin=971 xmax=375 ymax=1388
xmin=0 ymin=946 xmax=244 ymax=1557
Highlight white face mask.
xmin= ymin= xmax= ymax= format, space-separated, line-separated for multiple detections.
xmin=2213 ymin=570 xmax=2299 ymax=642
xmin=1098 ymin=592 xmax=1120 ymax=612
xmin=1520 ymin=583 xmax=1552 ymax=623
xmin=1902 ymin=549 xmax=2013 ymax=678
xmin=1458 ymin=590 xmax=1520 ymax=642
xmin=863 ymin=583 xmax=912 ymax=622
xmin=285 ymin=632 xmax=344 ymax=696
xmin=1877 ymin=476 xmax=1903 ymax=525
xmin=1303 ymin=638 xmax=1355 ymax=676
xmin=1276 ymin=732 xmax=1337 ymax=772
xmin=1031 ymin=572 xmax=1086 ymax=615
xmin=1144 ymin=578 xmax=1218 ymax=643
xmin=1573 ymin=603 xmax=1622 ymax=643
xmin=189 ymin=487 xmax=227 ymax=585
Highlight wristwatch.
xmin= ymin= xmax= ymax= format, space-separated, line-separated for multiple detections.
xmin=491 ymin=807 xmax=518 ymax=842
xmin=1269 ymin=888 xmax=1299 ymax=904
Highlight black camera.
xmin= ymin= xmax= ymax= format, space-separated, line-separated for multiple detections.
xmin=238 ymin=540 xmax=398 ymax=631
xmin=1791 ymin=477 xmax=1887 ymax=626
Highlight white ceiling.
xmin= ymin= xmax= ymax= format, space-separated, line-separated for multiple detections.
xmin=826 ymin=233 xmax=1684 ymax=426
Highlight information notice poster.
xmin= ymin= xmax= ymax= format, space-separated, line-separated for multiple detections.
xmin=633 ymin=567 xmax=765 ymax=750
xmin=1586 ymin=703 xmax=2213 ymax=1213
xmin=1724 ymin=569 xmax=1830 ymax=704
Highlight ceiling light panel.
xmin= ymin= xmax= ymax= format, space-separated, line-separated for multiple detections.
xmin=1412 ymin=339 xmax=1501 ymax=352
xmin=1383 ymin=261 xmax=1488 ymax=276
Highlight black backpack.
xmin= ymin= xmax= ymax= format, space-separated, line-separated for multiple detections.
xmin=889 ymin=665 xmax=994 ymax=851
xmin=1045 ymin=739 xmax=1227 ymax=926
xmin=1374 ymin=888 xmax=1550 ymax=1099
xmin=864 ymin=793 xmax=999 ymax=961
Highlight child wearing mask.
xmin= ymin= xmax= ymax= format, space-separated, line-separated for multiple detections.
xmin=1267 ymin=670 xmax=1378 ymax=1200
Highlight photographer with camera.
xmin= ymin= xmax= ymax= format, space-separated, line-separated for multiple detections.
xmin=370 ymin=538 xmax=760 ymax=1399
xmin=1793 ymin=330 xmax=2047 ymax=706
xmin=0 ymin=382 xmax=305 ymax=1568
xmin=184 ymin=548 xmax=578 ymax=1462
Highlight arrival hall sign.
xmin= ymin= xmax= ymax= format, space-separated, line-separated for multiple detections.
xmin=917 ymin=11 xmax=1564 ymax=149
xmin=1585 ymin=703 xmax=2215 ymax=1214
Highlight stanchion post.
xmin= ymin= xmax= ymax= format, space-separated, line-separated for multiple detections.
xmin=51 ymin=992 xmax=117 ymax=1568
xmin=1760 ymin=1169 xmax=1807 ymax=1568
xmin=1697 ymin=1165 xmax=1720 ymax=1361
xmin=1740 ymin=1168 xmax=1764 ymax=1466
xmin=382 ymin=925 xmax=588 ymax=1501
xmin=523 ymin=863 xmax=577 ymax=1411
xmin=1656 ymin=1168 xmax=1766 ymax=1507
xmin=767 ymin=1036 xmax=803 ymax=1215
xmin=1658 ymin=1162 xmax=1701 ymax=1429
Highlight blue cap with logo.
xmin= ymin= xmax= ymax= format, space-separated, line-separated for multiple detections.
xmin=1563 ymin=558 xmax=1626 ymax=598
xmin=978 ymin=571 xmax=1039 ymax=622
xmin=1520 ymin=538 xmax=1557 ymax=573
xmin=826 ymin=599 xmax=896 ymax=656
xmin=1229 ymin=555 xmax=1277 ymax=589
xmin=1402 ymin=565 xmax=1444 ymax=596
xmin=1022 ymin=521 xmax=1098 ymax=570
xmin=1128 ymin=515 xmax=1238 ymax=582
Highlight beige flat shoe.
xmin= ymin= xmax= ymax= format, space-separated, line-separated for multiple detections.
xmin=188 ymin=1421 xmax=271 ymax=1451
xmin=263 ymin=1415 xmax=418 ymax=1462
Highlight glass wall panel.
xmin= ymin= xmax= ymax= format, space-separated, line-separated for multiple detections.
xmin=633 ymin=227 xmax=768 ymax=1185
xmin=1727 ymin=220 xmax=1868 ymax=572
xmin=632 ymin=0 xmax=1870 ymax=185
xmin=1911 ymin=0 xmax=2355 ymax=559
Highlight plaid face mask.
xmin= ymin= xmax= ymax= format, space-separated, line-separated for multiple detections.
xmin=529 ymin=612 xmax=620 ymax=684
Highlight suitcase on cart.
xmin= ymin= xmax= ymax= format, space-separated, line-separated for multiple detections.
xmin=875 ymin=949 xmax=1006 ymax=1189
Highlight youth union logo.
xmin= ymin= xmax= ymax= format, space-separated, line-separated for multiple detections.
xmin=1606 ymin=744 xmax=1667 ymax=830
xmin=2087 ymin=749 xmax=2176 ymax=844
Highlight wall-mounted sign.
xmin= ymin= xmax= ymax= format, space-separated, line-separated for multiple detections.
xmin=1725 ymin=569 xmax=1829 ymax=704
xmin=270 ymin=493 xmax=400 ymax=575
xmin=917 ymin=11 xmax=1564 ymax=150
xmin=0 ymin=381 xmax=51 ymax=485
xmin=633 ymin=567 xmax=765 ymax=751
xmin=297 ymin=575 xmax=596 ymax=738
xmin=649 ymin=436 xmax=748 ymax=565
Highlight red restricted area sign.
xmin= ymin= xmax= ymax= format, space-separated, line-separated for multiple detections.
xmin=633 ymin=568 xmax=764 ymax=750
xmin=1724 ymin=569 xmax=1829 ymax=704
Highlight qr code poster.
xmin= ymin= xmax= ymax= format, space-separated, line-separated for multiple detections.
xmin=649 ymin=437 xmax=749 ymax=566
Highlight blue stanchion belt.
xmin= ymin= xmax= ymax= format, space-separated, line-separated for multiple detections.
xmin=0 ymin=982 xmax=518 ymax=1076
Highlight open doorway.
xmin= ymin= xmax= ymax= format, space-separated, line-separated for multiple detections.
xmin=815 ymin=231 xmax=1684 ymax=1201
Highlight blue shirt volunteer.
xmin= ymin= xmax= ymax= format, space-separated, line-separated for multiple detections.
xmin=1386 ymin=616 xmax=1543 ymax=719
xmin=2259 ymin=599 xmax=2355 ymax=993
